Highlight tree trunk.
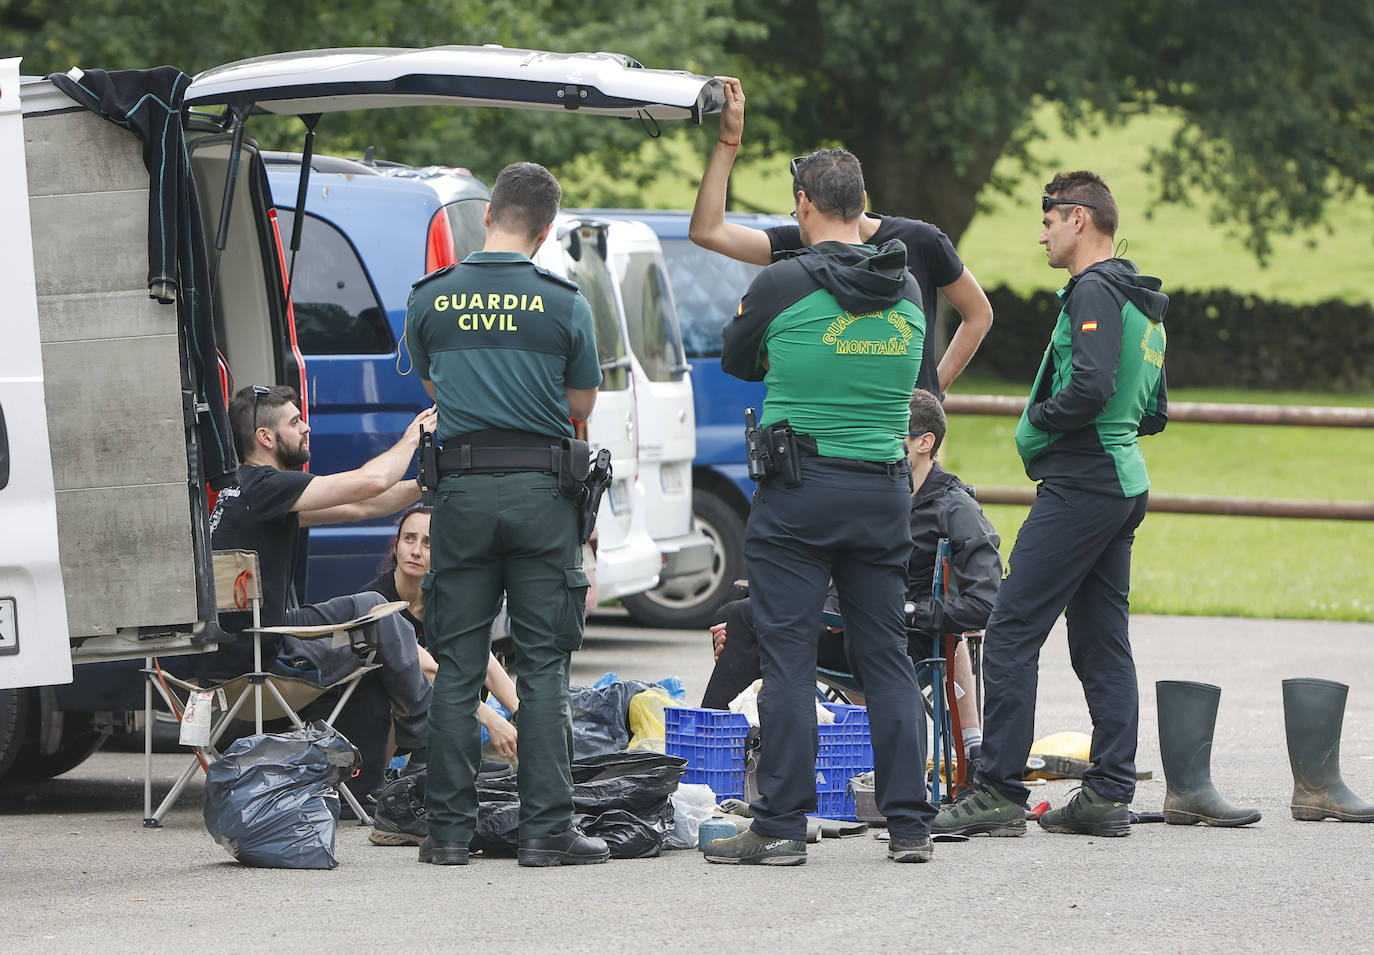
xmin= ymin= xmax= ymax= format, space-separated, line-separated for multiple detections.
xmin=862 ymin=130 xmax=1012 ymax=248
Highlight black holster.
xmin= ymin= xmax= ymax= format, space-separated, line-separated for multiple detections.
xmin=418 ymin=427 xmax=438 ymax=506
xmin=745 ymin=409 xmax=803 ymax=488
xmin=578 ymin=447 xmax=613 ymax=543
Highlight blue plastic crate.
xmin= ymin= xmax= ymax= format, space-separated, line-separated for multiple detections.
xmin=814 ymin=703 xmax=874 ymax=821
xmin=665 ymin=703 xmax=875 ymax=818
xmin=665 ymin=706 xmax=751 ymax=800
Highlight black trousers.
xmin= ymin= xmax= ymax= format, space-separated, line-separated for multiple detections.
xmin=745 ymin=456 xmax=934 ymax=841
xmin=978 ymin=482 xmax=1149 ymax=805
xmin=701 ymin=598 xmax=850 ymax=710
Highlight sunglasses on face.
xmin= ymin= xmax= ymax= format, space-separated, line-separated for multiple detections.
xmin=1042 ymin=196 xmax=1098 ymax=213
xmin=251 ymin=384 xmax=270 ymax=432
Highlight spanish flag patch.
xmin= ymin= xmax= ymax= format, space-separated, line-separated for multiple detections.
xmin=1081 ymin=321 xmax=1098 ymax=332
xmin=736 ymin=301 xmax=744 ymax=316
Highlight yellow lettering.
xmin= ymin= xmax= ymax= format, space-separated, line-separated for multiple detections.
xmin=434 ymin=295 xmax=449 ymax=312
xmin=529 ymin=295 xmax=544 ymax=313
xmin=480 ymin=314 xmax=495 ymax=330
xmin=483 ymin=293 xmax=497 ymax=309
xmin=507 ymin=315 xmax=518 ymax=331
xmin=504 ymin=293 xmax=518 ymax=310
xmin=458 ymin=314 xmax=473 ymax=330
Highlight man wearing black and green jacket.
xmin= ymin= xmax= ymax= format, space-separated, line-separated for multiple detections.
xmin=702 ymin=148 xmax=941 ymax=867
xmin=934 ymin=170 xmax=1168 ymax=839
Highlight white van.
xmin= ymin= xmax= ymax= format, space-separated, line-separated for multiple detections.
xmin=0 ymin=48 xmax=722 ymax=779
xmin=594 ymin=219 xmax=712 ymax=626
xmin=535 ymin=218 xmax=662 ymax=600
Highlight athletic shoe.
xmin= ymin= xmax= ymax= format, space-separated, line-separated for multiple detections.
xmin=703 ymin=828 xmax=806 ymax=865
xmin=931 ymin=783 xmax=1027 ymax=837
xmin=1037 ymin=783 xmax=1131 ymax=837
xmin=887 ymin=834 xmax=935 ymax=862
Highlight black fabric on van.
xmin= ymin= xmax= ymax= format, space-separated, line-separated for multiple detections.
xmin=48 ymin=67 xmax=237 ymax=489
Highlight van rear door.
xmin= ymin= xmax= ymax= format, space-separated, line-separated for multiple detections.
xmin=184 ymin=47 xmax=723 ymax=122
xmin=0 ymin=59 xmax=71 ymax=689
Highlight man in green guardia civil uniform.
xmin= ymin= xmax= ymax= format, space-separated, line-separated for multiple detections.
xmin=406 ymin=162 xmax=608 ymax=867
xmin=934 ymin=169 xmax=1169 ymax=840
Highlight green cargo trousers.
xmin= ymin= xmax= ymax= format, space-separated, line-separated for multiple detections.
xmin=424 ymin=471 xmax=590 ymax=842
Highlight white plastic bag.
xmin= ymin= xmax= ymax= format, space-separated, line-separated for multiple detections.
xmin=666 ymin=783 xmax=716 ymax=849
xmin=179 ymin=690 xmax=214 ymax=747
xmin=728 ymin=679 xmax=835 ymax=728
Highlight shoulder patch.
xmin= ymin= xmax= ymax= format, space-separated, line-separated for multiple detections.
xmin=530 ymin=263 xmax=580 ymax=292
xmin=411 ymin=264 xmax=455 ymax=289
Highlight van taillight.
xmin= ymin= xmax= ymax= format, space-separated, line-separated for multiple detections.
xmin=426 ymin=210 xmax=457 ymax=273
xmin=267 ymin=207 xmax=309 ymax=430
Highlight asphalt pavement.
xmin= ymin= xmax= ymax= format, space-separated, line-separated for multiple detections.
xmin=3 ymin=610 xmax=1372 ymax=952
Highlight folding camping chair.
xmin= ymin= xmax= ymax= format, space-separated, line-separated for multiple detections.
xmin=141 ymin=550 xmax=404 ymax=828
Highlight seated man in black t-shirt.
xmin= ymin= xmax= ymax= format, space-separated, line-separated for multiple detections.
xmin=689 ymin=77 xmax=994 ymax=394
xmin=205 ymin=384 xmax=437 ymax=800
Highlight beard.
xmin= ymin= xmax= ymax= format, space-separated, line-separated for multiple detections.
xmin=275 ymin=434 xmax=311 ymax=470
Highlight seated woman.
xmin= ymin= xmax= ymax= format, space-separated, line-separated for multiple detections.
xmin=365 ymin=504 xmax=520 ymax=762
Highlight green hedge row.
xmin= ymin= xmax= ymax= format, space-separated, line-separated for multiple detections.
xmin=961 ymin=285 xmax=1374 ymax=392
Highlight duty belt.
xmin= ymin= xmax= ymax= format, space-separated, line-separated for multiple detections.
xmin=435 ymin=444 xmax=558 ymax=475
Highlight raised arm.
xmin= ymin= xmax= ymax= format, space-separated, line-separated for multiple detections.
xmin=688 ymin=77 xmax=774 ymax=266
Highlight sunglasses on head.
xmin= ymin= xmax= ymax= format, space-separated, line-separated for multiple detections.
xmin=251 ymin=384 xmax=271 ymax=433
xmin=1042 ymin=196 xmax=1098 ymax=213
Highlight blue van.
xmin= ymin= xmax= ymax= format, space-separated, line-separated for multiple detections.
xmin=264 ymin=154 xmax=468 ymax=600
xmin=264 ymin=157 xmax=665 ymax=605
xmin=573 ymin=210 xmax=791 ymax=628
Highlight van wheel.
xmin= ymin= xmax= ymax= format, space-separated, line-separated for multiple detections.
xmin=5 ymin=711 xmax=108 ymax=783
xmin=0 ymin=689 xmax=33 ymax=782
xmin=622 ymin=488 xmax=745 ymax=630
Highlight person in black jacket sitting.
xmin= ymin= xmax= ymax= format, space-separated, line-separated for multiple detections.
xmin=702 ymin=389 xmax=1002 ymax=771
xmin=363 ymin=504 xmax=520 ymax=763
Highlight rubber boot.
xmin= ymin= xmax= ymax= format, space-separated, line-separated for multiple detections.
xmin=1283 ymin=678 xmax=1374 ymax=823
xmin=1156 ymin=681 xmax=1261 ymax=827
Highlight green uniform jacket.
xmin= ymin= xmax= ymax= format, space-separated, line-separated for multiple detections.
xmin=405 ymin=251 xmax=602 ymax=441
xmin=720 ymin=240 xmax=940 ymax=462
xmin=1014 ymin=258 xmax=1169 ymax=497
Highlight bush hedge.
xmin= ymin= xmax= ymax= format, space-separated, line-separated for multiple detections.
xmin=961 ymin=285 xmax=1374 ymax=392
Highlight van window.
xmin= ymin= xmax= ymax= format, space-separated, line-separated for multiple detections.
xmin=274 ymin=209 xmax=393 ymax=355
xmin=563 ymin=231 xmax=628 ymax=392
xmin=619 ymin=252 xmax=686 ymax=382
xmin=659 ymin=237 xmax=764 ymax=359
xmin=443 ymin=198 xmax=488 ymax=262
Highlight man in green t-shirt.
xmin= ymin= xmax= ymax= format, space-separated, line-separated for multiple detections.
xmin=703 ymin=148 xmax=940 ymax=867
xmin=934 ymin=170 xmax=1168 ymax=840
xmin=406 ymin=162 xmax=607 ymax=868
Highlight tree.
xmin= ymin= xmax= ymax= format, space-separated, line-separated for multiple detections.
xmin=730 ymin=0 xmax=1374 ymax=259
xmin=2 ymin=0 xmax=755 ymax=200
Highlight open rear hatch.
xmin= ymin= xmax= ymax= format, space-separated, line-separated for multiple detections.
xmin=185 ymin=46 xmax=724 ymax=122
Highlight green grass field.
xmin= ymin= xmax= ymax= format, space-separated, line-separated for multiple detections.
xmin=942 ymin=378 xmax=1374 ymax=622
xmin=561 ymin=113 xmax=1374 ymax=621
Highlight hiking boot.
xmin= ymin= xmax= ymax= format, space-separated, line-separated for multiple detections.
xmin=703 ymin=827 xmax=806 ymax=866
xmin=418 ymin=835 xmax=470 ymax=865
xmin=932 ymin=784 xmax=1026 ymax=837
xmin=517 ymin=827 xmax=610 ymax=867
xmin=1037 ymin=783 xmax=1131 ymax=837
xmin=887 ymin=833 xmax=934 ymax=863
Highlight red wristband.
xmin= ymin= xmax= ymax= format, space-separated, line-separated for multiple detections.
xmin=718 ymin=138 xmax=740 ymax=147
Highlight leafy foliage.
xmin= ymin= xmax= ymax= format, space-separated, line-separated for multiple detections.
xmin=5 ymin=0 xmax=1372 ymax=259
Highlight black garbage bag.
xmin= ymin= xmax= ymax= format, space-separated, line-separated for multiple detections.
xmin=203 ymin=721 xmax=360 ymax=869
xmin=471 ymin=791 xmax=520 ymax=855
xmin=429 ymin=751 xmax=688 ymax=858
xmin=568 ymin=680 xmax=651 ymax=759
xmin=573 ymin=800 xmax=677 ymax=859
